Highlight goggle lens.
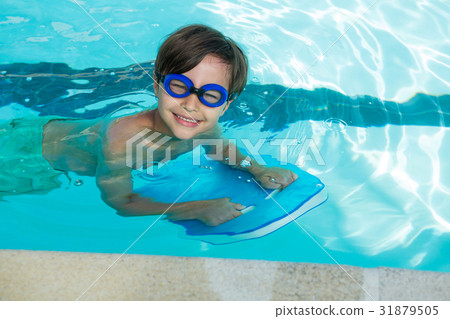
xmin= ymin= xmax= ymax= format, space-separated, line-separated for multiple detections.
xmin=168 ymin=79 xmax=188 ymax=95
xmin=201 ymin=89 xmax=222 ymax=104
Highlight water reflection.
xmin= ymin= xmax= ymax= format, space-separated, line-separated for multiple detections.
xmin=1 ymin=62 xmax=448 ymax=130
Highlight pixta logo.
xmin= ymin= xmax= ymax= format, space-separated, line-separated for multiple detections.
xmin=192 ymin=138 xmax=325 ymax=167
xmin=126 ymin=130 xmax=325 ymax=175
xmin=126 ymin=129 xmax=172 ymax=175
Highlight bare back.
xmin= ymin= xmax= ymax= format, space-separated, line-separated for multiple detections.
xmin=42 ymin=117 xmax=101 ymax=176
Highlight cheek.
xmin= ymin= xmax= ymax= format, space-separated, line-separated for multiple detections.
xmin=158 ymin=95 xmax=175 ymax=111
xmin=201 ymin=109 xmax=224 ymax=128
xmin=204 ymin=107 xmax=222 ymax=119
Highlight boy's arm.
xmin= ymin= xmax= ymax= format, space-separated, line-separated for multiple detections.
xmin=95 ymin=156 xmax=244 ymax=225
xmin=95 ymin=161 xmax=169 ymax=216
xmin=203 ymin=130 xmax=297 ymax=189
xmin=94 ymin=118 xmax=175 ymax=216
xmin=94 ymin=121 xmax=245 ymax=225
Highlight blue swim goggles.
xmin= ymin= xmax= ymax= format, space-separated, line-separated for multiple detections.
xmin=155 ymin=71 xmax=235 ymax=108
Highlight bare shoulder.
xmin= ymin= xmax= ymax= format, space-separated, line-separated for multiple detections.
xmin=102 ymin=109 xmax=155 ymax=155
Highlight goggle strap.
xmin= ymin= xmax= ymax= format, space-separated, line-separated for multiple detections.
xmin=155 ymin=70 xmax=164 ymax=83
xmin=227 ymin=92 xmax=237 ymax=101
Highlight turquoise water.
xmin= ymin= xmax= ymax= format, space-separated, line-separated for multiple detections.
xmin=0 ymin=0 xmax=449 ymax=272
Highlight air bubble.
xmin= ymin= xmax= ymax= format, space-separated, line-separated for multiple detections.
xmin=24 ymin=98 xmax=30 ymax=103
xmin=74 ymin=179 xmax=84 ymax=186
xmin=323 ymin=118 xmax=347 ymax=132
xmin=251 ymin=77 xmax=260 ymax=84
xmin=110 ymin=72 xmax=115 ymax=76
xmin=237 ymin=101 xmax=248 ymax=111
xmin=26 ymin=77 xmax=32 ymax=81
xmin=1 ymin=71 xmax=6 ymax=75
xmin=246 ymin=179 xmax=251 ymax=183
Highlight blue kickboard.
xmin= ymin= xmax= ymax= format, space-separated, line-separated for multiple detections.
xmin=133 ymin=151 xmax=327 ymax=244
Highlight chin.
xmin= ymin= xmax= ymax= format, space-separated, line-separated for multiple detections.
xmin=170 ymin=127 xmax=201 ymax=140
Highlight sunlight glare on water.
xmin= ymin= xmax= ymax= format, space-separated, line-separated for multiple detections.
xmin=195 ymin=0 xmax=449 ymax=101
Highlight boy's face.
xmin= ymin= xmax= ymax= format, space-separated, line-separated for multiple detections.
xmin=153 ymin=54 xmax=233 ymax=140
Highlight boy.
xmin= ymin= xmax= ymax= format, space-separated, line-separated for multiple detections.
xmin=0 ymin=24 xmax=297 ymax=226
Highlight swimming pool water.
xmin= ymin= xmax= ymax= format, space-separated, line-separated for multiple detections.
xmin=0 ymin=0 xmax=449 ymax=272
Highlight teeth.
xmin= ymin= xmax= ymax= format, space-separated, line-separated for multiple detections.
xmin=176 ymin=114 xmax=199 ymax=123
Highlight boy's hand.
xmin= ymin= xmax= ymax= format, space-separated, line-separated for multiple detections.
xmin=252 ymin=166 xmax=298 ymax=190
xmin=169 ymin=198 xmax=245 ymax=227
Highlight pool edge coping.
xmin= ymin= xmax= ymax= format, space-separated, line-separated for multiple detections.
xmin=0 ymin=249 xmax=449 ymax=301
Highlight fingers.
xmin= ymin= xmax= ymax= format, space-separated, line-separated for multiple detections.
xmin=264 ymin=175 xmax=283 ymax=189
xmin=222 ymin=197 xmax=245 ymax=211
xmin=231 ymin=202 xmax=246 ymax=211
xmin=222 ymin=199 xmax=245 ymax=219
xmin=266 ymin=171 xmax=298 ymax=188
xmin=207 ymin=203 xmax=243 ymax=226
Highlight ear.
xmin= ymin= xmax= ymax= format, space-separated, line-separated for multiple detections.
xmin=220 ymin=98 xmax=234 ymax=116
xmin=153 ymin=71 xmax=159 ymax=96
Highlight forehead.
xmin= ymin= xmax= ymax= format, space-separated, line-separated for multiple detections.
xmin=182 ymin=55 xmax=231 ymax=89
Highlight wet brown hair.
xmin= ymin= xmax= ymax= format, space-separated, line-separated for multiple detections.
xmin=155 ymin=24 xmax=248 ymax=99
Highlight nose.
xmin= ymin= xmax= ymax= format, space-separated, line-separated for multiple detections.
xmin=182 ymin=93 xmax=200 ymax=113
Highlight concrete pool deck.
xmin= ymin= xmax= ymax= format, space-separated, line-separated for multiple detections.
xmin=0 ymin=249 xmax=448 ymax=301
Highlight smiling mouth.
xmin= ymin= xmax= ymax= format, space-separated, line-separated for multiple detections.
xmin=172 ymin=112 xmax=202 ymax=126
